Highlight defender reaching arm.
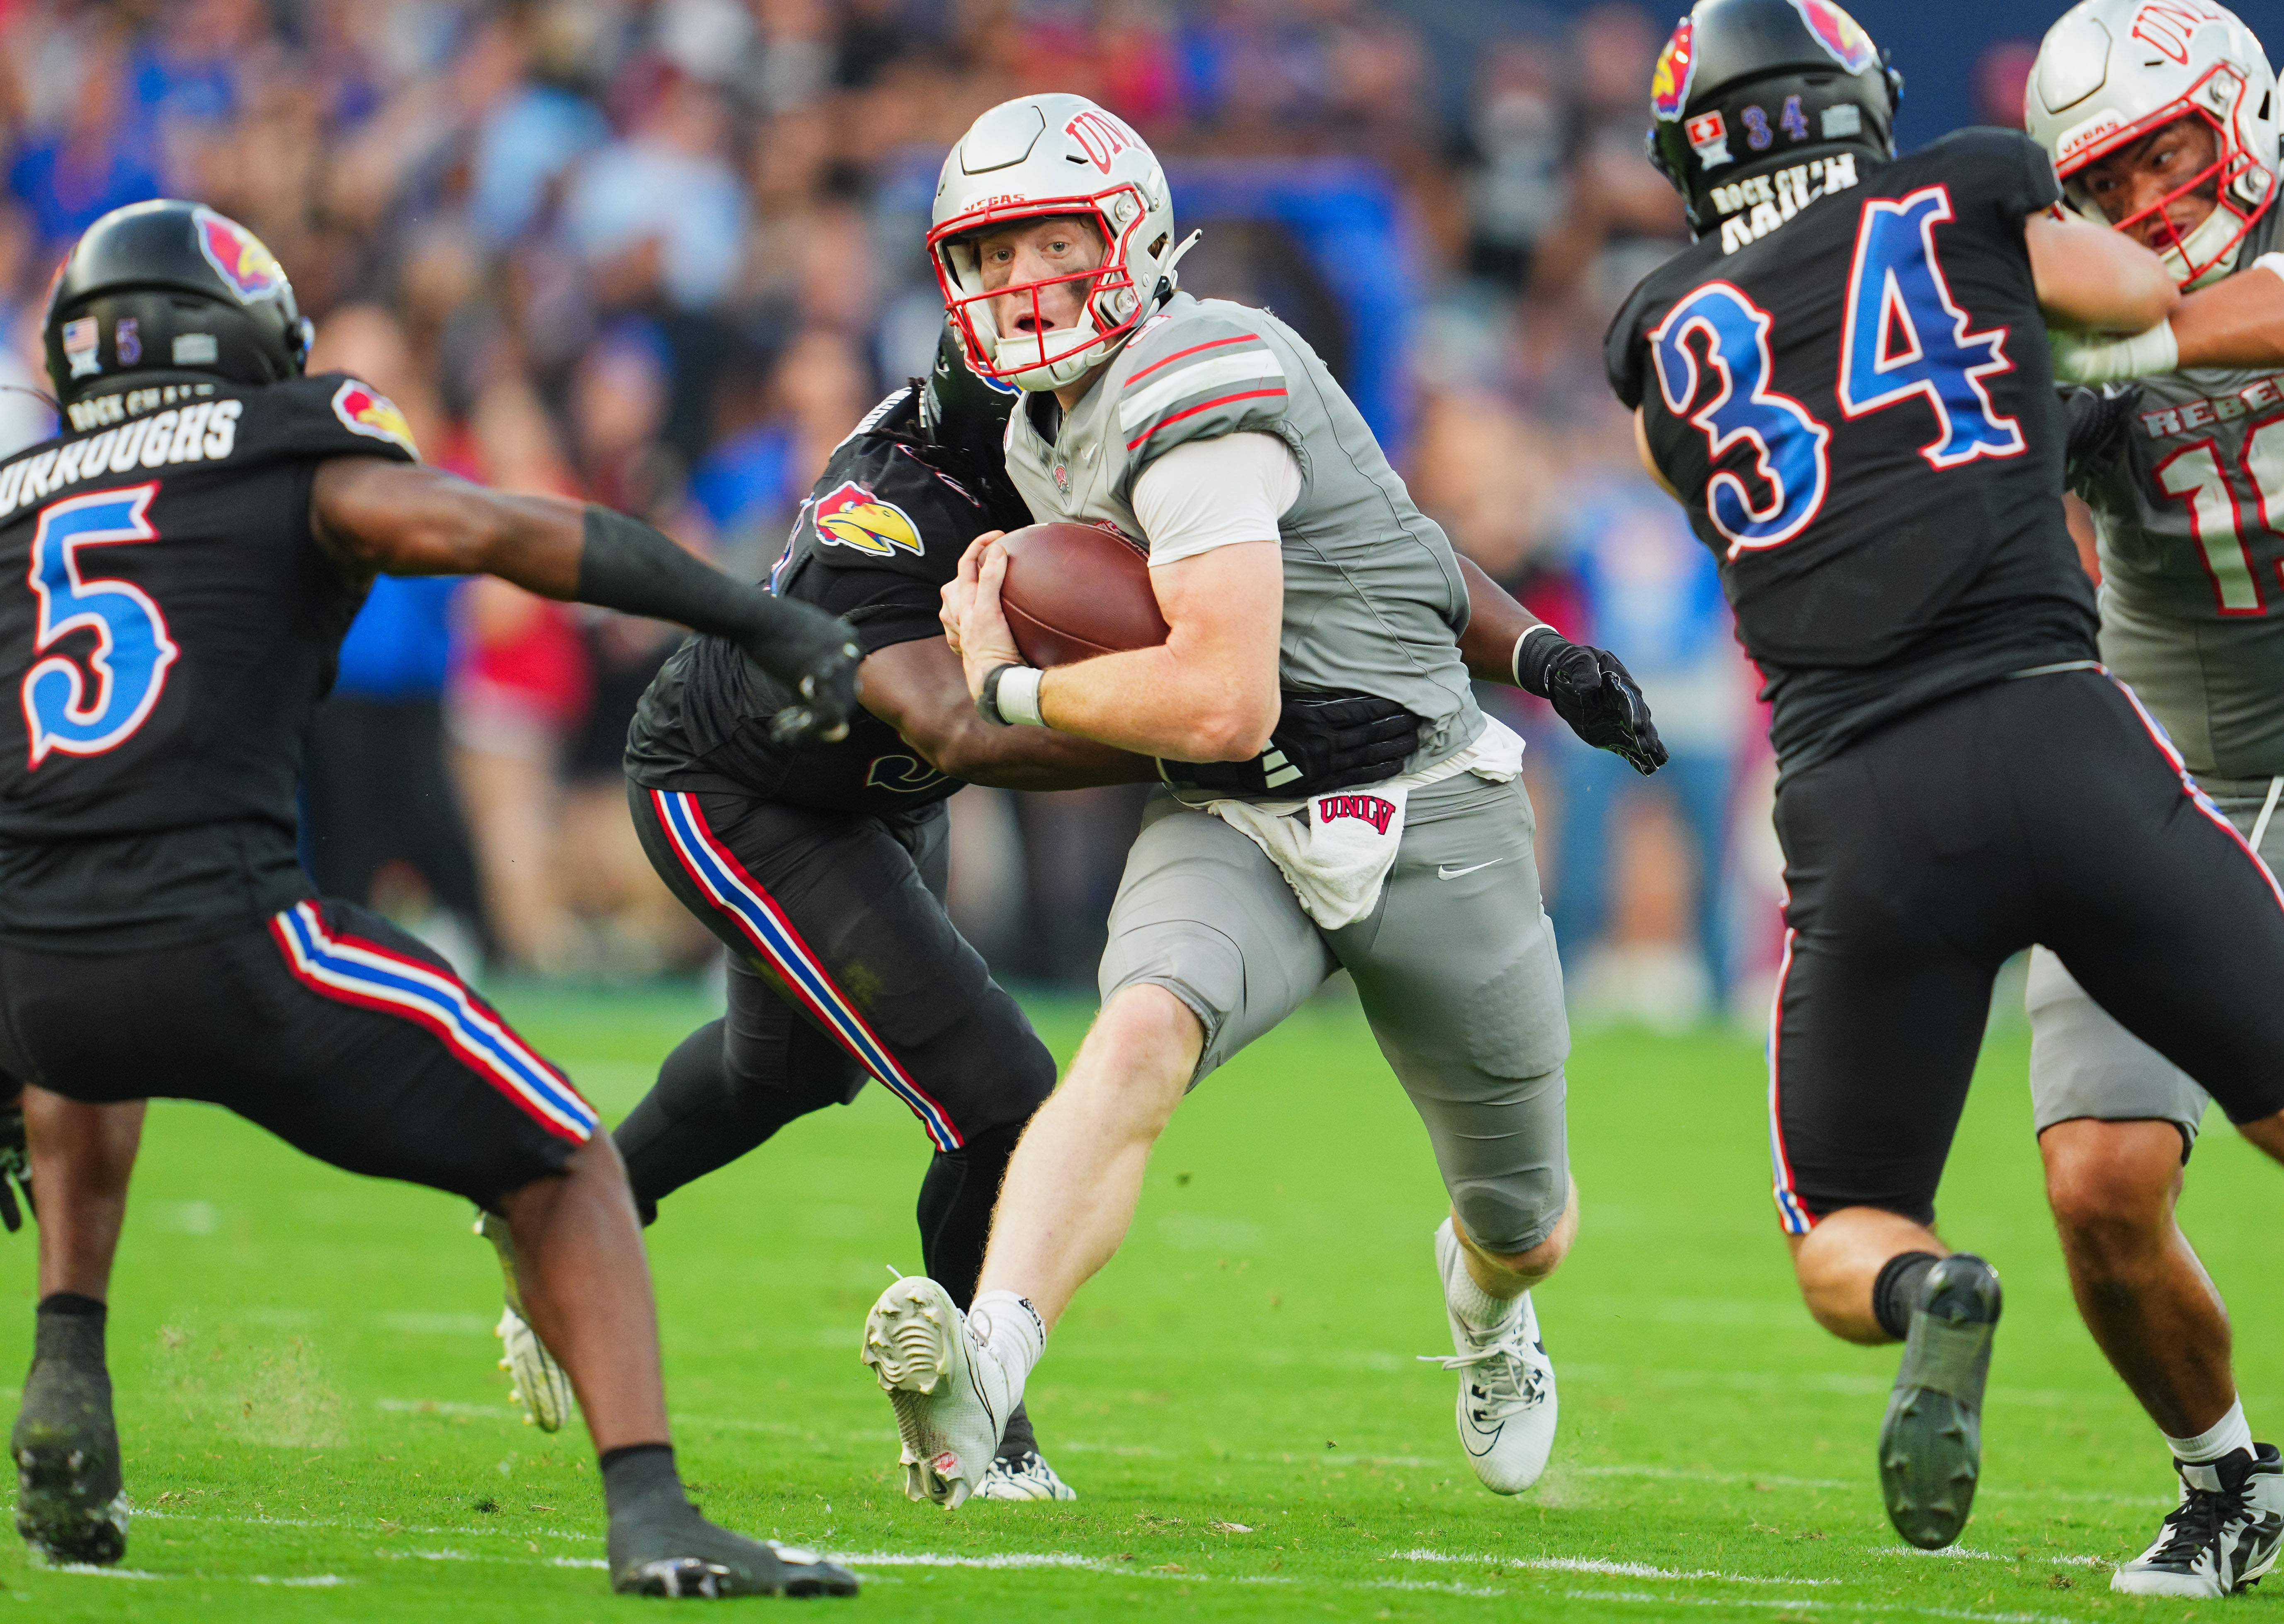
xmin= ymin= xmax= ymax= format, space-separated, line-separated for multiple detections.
xmin=310 ymin=458 xmax=862 ymax=745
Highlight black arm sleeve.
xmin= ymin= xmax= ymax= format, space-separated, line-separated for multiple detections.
xmin=578 ymin=505 xmax=855 ymax=683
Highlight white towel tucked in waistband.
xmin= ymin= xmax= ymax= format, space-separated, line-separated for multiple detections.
xmin=1196 ymin=718 xmax=1526 ymax=930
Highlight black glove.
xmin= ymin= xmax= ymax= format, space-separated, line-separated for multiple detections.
xmin=0 ymin=1102 xmax=30 ymax=1233
xmin=578 ymin=505 xmax=861 ymax=746
xmin=1167 ymin=691 xmax=1420 ymax=798
xmin=2061 ymin=382 xmax=2139 ymax=474
xmin=1517 ymin=628 xmax=1668 ymax=776
xmin=738 ymin=599 xmax=862 ymax=748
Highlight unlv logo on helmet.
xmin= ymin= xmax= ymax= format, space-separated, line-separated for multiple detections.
xmin=1789 ymin=0 xmax=1879 ymax=75
xmin=1065 ymin=109 xmax=1136 ymax=174
xmin=1652 ymin=17 xmax=1697 ymax=120
xmin=330 ymin=379 xmax=418 ymax=457
xmin=193 ymin=206 xmax=286 ymax=303
xmin=2130 ymin=0 xmax=2227 ymax=65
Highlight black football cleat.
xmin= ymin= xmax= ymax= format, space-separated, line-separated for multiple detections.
xmin=13 ymin=1319 xmax=127 ymax=1566
xmin=1878 ymin=1253 xmax=2001 ymax=1550
xmin=609 ymin=1500 xmax=858 ymax=1598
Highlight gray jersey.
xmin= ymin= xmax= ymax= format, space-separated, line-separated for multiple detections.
xmin=1003 ymin=295 xmax=1483 ymax=784
xmin=2072 ymin=206 xmax=2284 ymax=779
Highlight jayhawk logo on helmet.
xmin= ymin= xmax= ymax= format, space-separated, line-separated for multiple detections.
xmin=193 ymin=206 xmax=287 ymax=303
xmin=812 ymin=480 xmax=924 ymax=558
xmin=1790 ymin=0 xmax=1879 ymax=74
xmin=331 ymin=378 xmax=420 ymax=458
xmin=1652 ymin=17 xmax=1697 ymax=121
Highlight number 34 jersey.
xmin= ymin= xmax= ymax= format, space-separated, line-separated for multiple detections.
xmin=0 ymin=373 xmax=416 ymax=949
xmin=1607 ymin=128 xmax=2098 ymax=776
xmin=2070 ymin=207 xmax=2284 ymax=782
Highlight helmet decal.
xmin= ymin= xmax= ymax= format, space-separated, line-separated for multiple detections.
xmin=1686 ymin=111 xmax=1734 ymax=168
xmin=1652 ymin=17 xmax=1697 ymax=121
xmin=1064 ymin=109 xmax=1138 ymax=174
xmin=194 ymin=206 xmax=286 ymax=303
xmin=812 ymin=480 xmax=925 ymax=557
xmin=61 ymin=318 xmax=100 ymax=379
xmin=331 ymin=379 xmax=419 ymax=457
xmin=1789 ymin=0 xmax=1880 ymax=75
xmin=2131 ymin=0 xmax=2228 ymax=66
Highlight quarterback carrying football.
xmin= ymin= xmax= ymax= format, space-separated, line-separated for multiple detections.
xmin=860 ymin=93 xmax=1669 ymax=1510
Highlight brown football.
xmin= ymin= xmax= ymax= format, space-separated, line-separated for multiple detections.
xmin=996 ymin=521 xmax=1169 ymax=667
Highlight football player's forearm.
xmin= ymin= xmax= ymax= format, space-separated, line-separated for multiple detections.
xmin=2170 ymin=264 xmax=2284 ymax=370
xmin=1457 ymin=555 xmax=1545 ymax=684
xmin=926 ymin=717 xmax=1154 ymax=790
xmin=862 ymin=640 xmax=1152 ymax=788
xmin=2027 ymin=213 xmax=2178 ymax=333
xmin=1037 ymin=644 xmax=1278 ymax=762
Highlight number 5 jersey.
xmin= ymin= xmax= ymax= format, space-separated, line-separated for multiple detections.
xmin=0 ymin=372 xmax=417 ymax=948
xmin=1605 ymin=128 xmax=2098 ymax=776
xmin=2068 ymin=204 xmax=2284 ymax=783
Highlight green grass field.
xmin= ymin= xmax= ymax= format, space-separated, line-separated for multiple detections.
xmin=3 ymin=984 xmax=2277 ymax=1622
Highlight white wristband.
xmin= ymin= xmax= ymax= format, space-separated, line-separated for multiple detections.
xmin=996 ymin=664 xmax=1047 ymax=727
xmin=1512 ymin=623 xmax=1563 ymax=689
xmin=2049 ymin=320 xmax=2179 ymax=383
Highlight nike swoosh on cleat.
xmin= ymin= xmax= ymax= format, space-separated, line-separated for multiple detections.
xmin=1436 ymin=860 xmax=1505 ymax=880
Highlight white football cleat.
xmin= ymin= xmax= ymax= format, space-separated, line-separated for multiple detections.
xmin=975 ymin=1449 xmax=1079 ymax=1501
xmin=861 ymin=1276 xmax=1014 ymax=1509
xmin=496 ymin=1303 xmax=573 ymax=1432
xmin=474 ymin=1211 xmax=572 ymax=1433
xmin=1421 ymin=1216 xmax=1557 ymax=1494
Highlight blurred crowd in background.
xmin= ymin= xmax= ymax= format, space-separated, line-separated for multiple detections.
xmin=0 ymin=0 xmax=2054 ymax=1026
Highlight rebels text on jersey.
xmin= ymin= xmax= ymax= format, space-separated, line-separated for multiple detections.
xmin=626 ymin=387 xmax=1032 ymax=814
xmin=1607 ymin=129 xmax=2099 ymax=774
xmin=0 ymin=373 xmax=416 ymax=947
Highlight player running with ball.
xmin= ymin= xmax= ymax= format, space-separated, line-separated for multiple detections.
xmin=1610 ymin=0 xmax=2284 ymax=1560
xmin=2023 ymin=0 xmax=2284 ymax=1594
xmin=858 ymin=94 xmax=1668 ymax=1509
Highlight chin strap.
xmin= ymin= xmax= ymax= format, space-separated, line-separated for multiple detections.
xmin=1148 ymin=230 xmax=1204 ymax=308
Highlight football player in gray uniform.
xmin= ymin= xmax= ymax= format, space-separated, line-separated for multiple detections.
xmin=2029 ymin=0 xmax=2284 ymax=1596
xmin=857 ymin=94 xmax=1667 ymax=1510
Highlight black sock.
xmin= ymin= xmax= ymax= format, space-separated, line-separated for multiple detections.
xmin=1872 ymin=1251 xmax=1942 ymax=1342
xmin=917 ymin=1122 xmax=1025 ymax=1312
xmin=997 ymin=1401 xmax=1039 ymax=1463
xmin=600 ymin=1443 xmax=687 ymax=1518
xmin=34 ymin=1294 xmax=107 ymax=1367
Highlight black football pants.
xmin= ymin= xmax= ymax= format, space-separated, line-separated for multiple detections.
xmin=1769 ymin=669 xmax=2284 ymax=1231
xmin=620 ymin=783 xmax=1053 ymax=1327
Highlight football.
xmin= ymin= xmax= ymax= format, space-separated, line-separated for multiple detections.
xmin=997 ymin=521 xmax=1170 ymax=667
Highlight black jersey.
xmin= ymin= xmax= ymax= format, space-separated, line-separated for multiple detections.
xmin=0 ymin=373 xmax=418 ymax=947
xmin=626 ymin=387 xmax=1030 ymax=815
xmin=1606 ymin=129 xmax=2100 ymax=774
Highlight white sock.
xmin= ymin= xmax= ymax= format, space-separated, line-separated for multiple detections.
xmin=968 ymin=1290 xmax=1047 ymax=1390
xmin=2166 ymin=1398 xmax=2254 ymax=1465
xmin=1444 ymin=1261 xmax=1522 ymax=1335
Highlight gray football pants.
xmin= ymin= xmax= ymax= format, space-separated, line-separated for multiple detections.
xmin=1097 ymin=771 xmax=1572 ymax=1255
xmin=2027 ymin=775 xmax=2284 ymax=1146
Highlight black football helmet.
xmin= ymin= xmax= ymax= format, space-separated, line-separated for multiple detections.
xmin=1646 ymin=0 xmax=1905 ymax=239
xmin=919 ymin=315 xmax=1019 ymax=468
xmin=42 ymin=199 xmax=312 ymax=406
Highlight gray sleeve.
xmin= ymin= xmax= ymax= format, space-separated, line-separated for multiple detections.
xmin=1114 ymin=313 xmax=1294 ymax=482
